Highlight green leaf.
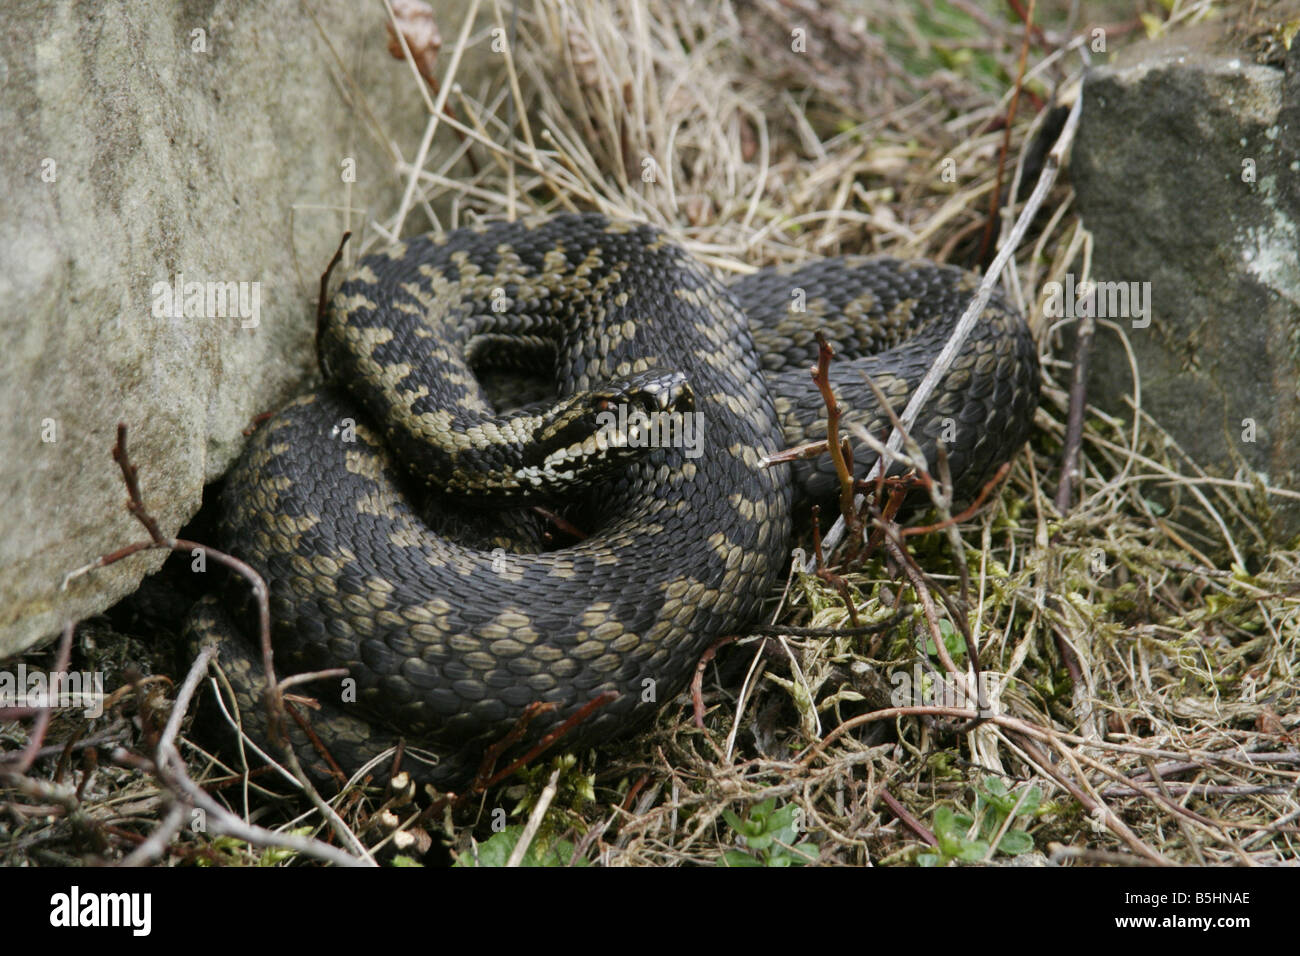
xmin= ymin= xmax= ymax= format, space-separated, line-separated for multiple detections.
xmin=720 ymin=850 xmax=763 ymax=867
xmin=454 ymin=826 xmax=585 ymax=867
xmin=997 ymin=829 xmax=1034 ymax=856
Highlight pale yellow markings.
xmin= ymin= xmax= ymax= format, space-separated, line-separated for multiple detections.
xmin=273 ymin=513 xmax=320 ymax=536
xmin=311 ymin=554 xmax=342 ymax=577
xmin=691 ymin=319 xmax=726 ymax=347
xmin=608 ymin=631 xmax=641 ymax=653
xmin=578 ymin=604 xmax=613 ymax=628
xmin=541 ymin=246 xmax=569 ymax=275
xmin=546 ymin=559 xmax=577 ymax=580
xmin=890 ymin=299 xmax=917 ymax=323
xmin=448 ymin=634 xmax=481 ymax=654
xmin=588 ymin=653 xmax=625 ymax=674
xmin=462 ymin=652 xmax=497 ymax=671
xmin=376 ymin=609 xmax=406 ymax=629
xmin=408 ymin=596 xmax=452 ymax=620
xmin=707 ymin=392 xmax=752 ymax=418
xmin=473 ymin=622 xmax=511 ymax=641
xmin=588 ymin=262 xmax=624 ymax=295
xmin=366 ymin=575 xmax=395 ymax=595
xmin=416 ymin=408 xmax=469 ymax=449
xmin=341 ymin=592 xmax=375 ymax=618
xmin=569 ymin=640 xmax=609 ymax=661
xmin=674 ymin=287 xmax=713 ymax=309
xmin=388 ymin=523 xmax=426 ymax=549
xmin=343 ymin=449 xmax=386 ymax=482
xmin=705 ymin=531 xmax=732 ymax=562
xmin=376 ymin=241 xmax=409 ymax=262
xmin=488 ymin=638 xmax=529 ymax=658
xmin=530 ymin=644 xmax=565 ymax=663
xmin=409 ymin=623 xmax=444 ymax=645
xmin=333 ymin=291 xmax=379 ymax=316
xmin=729 ymin=494 xmax=754 ymax=521
xmin=661 ymin=578 xmax=691 ymax=601
xmin=589 ymin=620 xmax=624 ymax=641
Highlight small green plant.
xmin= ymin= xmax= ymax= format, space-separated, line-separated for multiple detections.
xmin=454 ymin=825 xmax=587 ymax=867
xmin=719 ymin=799 xmax=818 ymax=867
xmin=923 ymin=618 xmax=967 ymax=662
xmin=917 ymin=778 xmax=1041 ymax=866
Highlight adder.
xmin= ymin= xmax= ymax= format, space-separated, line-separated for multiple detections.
xmin=186 ymin=212 xmax=1039 ymax=789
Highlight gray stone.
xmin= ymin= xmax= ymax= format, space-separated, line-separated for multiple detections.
xmin=1071 ymin=25 xmax=1300 ymax=541
xmin=0 ymin=0 xmax=489 ymax=655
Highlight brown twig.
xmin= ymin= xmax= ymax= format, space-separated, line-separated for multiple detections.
xmin=811 ymin=332 xmax=862 ymax=541
xmin=11 ymin=621 xmax=75 ymax=775
xmin=315 ymin=230 xmax=352 ymax=376
xmin=877 ymin=787 xmax=938 ymax=847
xmin=902 ymin=462 xmax=1012 ymax=537
xmin=692 ymin=634 xmax=740 ymax=728
xmin=977 ymin=0 xmax=1038 ymax=264
xmin=1053 ymin=312 xmax=1095 ymax=513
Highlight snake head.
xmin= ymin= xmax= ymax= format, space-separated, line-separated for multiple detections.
xmin=516 ymin=370 xmax=696 ymax=494
xmin=596 ymin=369 xmax=695 ymax=418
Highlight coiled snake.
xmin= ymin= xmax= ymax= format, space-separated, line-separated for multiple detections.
xmin=188 ymin=213 xmax=1039 ymax=789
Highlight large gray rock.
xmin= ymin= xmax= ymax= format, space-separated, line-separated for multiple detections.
xmin=1071 ymin=25 xmax=1300 ymax=540
xmin=0 ymin=1 xmax=487 ymax=655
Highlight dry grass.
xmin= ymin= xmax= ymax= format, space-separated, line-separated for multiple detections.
xmin=4 ymin=0 xmax=1296 ymax=867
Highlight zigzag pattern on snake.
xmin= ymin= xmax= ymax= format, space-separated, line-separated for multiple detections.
xmin=186 ymin=212 xmax=1039 ymax=789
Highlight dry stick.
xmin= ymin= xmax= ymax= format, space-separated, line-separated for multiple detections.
xmin=71 ymin=425 xmax=370 ymax=860
xmin=795 ymin=703 xmax=1171 ymax=862
xmin=1048 ymin=843 xmax=1164 ymax=866
xmin=808 ymin=72 xmax=1083 ymax=572
xmin=465 ymin=690 xmax=620 ymax=797
xmin=691 ymin=634 xmax=740 ymax=728
xmin=506 ymin=765 xmax=562 ymax=867
xmin=1004 ymin=732 xmax=1169 ymax=865
xmin=140 ymin=644 xmax=372 ymax=867
xmin=877 ymin=788 xmax=939 ymax=847
xmin=118 ymin=795 xmax=187 ymax=867
xmin=811 ymin=333 xmax=862 ymax=540
xmin=392 ymin=0 xmax=483 ymax=237
xmin=977 ymin=0 xmax=1037 ymax=262
xmin=883 ymin=535 xmax=985 ymax=725
xmin=846 ymin=372 xmax=985 ymax=682
xmin=1045 ymin=297 xmax=1096 ymax=685
xmin=314 ymin=230 xmax=352 ymax=374
xmin=11 ymin=621 xmax=75 ymax=775
xmin=382 ymin=0 xmax=481 ymax=176
xmin=1053 ymin=312 xmax=1095 ymax=513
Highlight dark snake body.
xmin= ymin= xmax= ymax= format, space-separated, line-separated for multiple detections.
xmin=190 ymin=213 xmax=1039 ymax=788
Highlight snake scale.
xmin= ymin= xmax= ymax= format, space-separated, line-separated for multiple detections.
xmin=187 ymin=212 xmax=1039 ymax=789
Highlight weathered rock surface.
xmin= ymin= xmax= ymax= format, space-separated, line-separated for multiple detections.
xmin=1071 ymin=24 xmax=1300 ymax=540
xmin=0 ymin=1 xmax=487 ymax=655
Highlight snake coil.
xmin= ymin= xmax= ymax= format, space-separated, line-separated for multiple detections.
xmin=187 ymin=213 xmax=1039 ymax=788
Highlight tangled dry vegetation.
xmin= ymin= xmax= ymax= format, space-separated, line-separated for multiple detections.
xmin=3 ymin=0 xmax=1296 ymax=867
